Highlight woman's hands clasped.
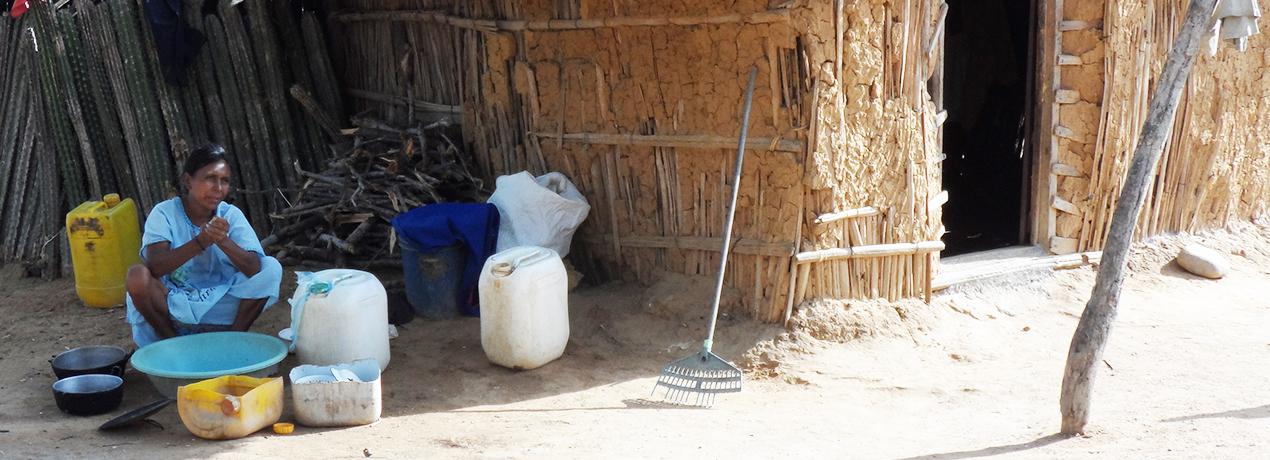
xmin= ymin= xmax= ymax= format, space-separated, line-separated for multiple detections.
xmin=197 ymin=217 xmax=230 ymax=249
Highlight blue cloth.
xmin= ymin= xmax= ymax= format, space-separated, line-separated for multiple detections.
xmin=125 ymin=198 xmax=282 ymax=347
xmin=391 ymin=203 xmax=499 ymax=315
xmin=144 ymin=0 xmax=204 ymax=86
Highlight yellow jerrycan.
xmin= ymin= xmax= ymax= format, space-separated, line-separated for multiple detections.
xmin=66 ymin=193 xmax=141 ymax=308
xmin=177 ymin=376 xmax=284 ymax=440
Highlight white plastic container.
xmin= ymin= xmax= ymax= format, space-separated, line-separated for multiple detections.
xmin=478 ymin=246 xmax=570 ymax=370
xmin=289 ymin=269 xmax=391 ymax=371
xmin=289 ymin=359 xmax=382 ymax=427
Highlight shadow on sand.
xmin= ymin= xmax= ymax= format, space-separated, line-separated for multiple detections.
xmin=895 ymin=433 xmax=1075 ymax=460
xmin=1162 ymin=404 xmax=1270 ymax=423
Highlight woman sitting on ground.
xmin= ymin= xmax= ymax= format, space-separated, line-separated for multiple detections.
xmin=125 ymin=143 xmax=282 ymax=347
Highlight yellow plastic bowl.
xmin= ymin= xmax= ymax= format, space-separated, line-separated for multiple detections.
xmin=272 ymin=422 xmax=295 ymax=434
xmin=177 ymin=375 xmax=284 ymax=440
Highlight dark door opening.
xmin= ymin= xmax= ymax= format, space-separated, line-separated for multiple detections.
xmin=941 ymin=0 xmax=1035 ymax=256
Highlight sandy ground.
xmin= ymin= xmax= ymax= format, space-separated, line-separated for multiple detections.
xmin=4 ymin=221 xmax=1270 ymax=459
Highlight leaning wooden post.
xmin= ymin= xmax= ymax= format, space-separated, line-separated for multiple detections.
xmin=1058 ymin=0 xmax=1218 ymax=435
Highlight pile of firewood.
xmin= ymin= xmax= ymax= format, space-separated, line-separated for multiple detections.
xmin=263 ymin=117 xmax=484 ymax=268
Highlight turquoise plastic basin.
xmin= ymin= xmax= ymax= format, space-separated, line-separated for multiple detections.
xmin=130 ymin=332 xmax=287 ymax=397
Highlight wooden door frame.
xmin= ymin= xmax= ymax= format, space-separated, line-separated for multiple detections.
xmin=1030 ymin=0 xmax=1061 ymax=252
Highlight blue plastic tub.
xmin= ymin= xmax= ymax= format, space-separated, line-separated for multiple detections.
xmin=399 ymin=240 xmax=465 ymax=319
xmin=130 ymin=331 xmax=287 ymax=398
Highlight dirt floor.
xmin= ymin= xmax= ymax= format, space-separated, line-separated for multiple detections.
xmin=5 ymin=221 xmax=1270 ymax=459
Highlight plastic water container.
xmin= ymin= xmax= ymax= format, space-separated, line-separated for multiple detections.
xmin=66 ymin=194 xmax=141 ymax=308
xmin=478 ymin=246 xmax=569 ymax=370
xmin=291 ymin=270 xmax=391 ymax=371
xmin=289 ymin=359 xmax=382 ymax=427
xmin=177 ymin=375 xmax=283 ymax=440
xmin=399 ymin=240 xmax=465 ymax=319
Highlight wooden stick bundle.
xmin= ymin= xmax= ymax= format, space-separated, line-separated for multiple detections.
xmin=265 ymin=118 xmax=484 ymax=269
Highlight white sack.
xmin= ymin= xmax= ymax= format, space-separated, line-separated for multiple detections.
xmin=487 ymin=171 xmax=590 ymax=257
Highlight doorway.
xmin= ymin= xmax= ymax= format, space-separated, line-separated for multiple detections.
xmin=940 ymin=0 xmax=1036 ymax=256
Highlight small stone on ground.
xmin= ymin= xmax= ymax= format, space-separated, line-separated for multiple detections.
xmin=1176 ymin=244 xmax=1229 ymax=279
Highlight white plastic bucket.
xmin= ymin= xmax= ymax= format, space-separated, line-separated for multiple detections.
xmin=289 ymin=359 xmax=382 ymax=427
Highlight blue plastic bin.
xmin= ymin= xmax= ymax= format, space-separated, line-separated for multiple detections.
xmin=399 ymin=239 xmax=466 ymax=319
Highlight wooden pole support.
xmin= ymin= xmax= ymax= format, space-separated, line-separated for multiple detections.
xmin=585 ymin=234 xmax=795 ymax=257
xmin=1055 ymin=125 xmax=1079 ymax=140
xmin=782 ymin=258 xmax=800 ymax=326
xmin=834 ymin=0 xmax=844 ymax=80
xmin=1052 ymin=196 xmax=1080 ymax=215
xmin=794 ymin=241 xmax=945 ymax=264
xmin=927 ymin=190 xmax=949 ymax=215
xmin=1056 ymin=89 xmax=1080 ymax=104
xmin=533 ymin=132 xmax=804 ymax=153
xmin=813 ymin=206 xmax=880 ymax=224
xmin=1058 ymin=20 xmax=1098 ymax=31
xmin=1052 ymin=162 xmax=1082 ymax=176
xmin=1060 ymin=0 xmax=1219 ymax=435
xmin=1058 ymin=54 xmax=1083 ymax=65
xmin=924 ymin=252 xmax=934 ymax=304
xmin=924 ymin=3 xmax=950 ymax=56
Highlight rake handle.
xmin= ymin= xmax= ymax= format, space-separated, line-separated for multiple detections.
xmin=703 ymin=66 xmax=758 ymax=353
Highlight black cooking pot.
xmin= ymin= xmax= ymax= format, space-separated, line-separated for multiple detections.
xmin=52 ymin=374 xmax=124 ymax=416
xmin=51 ymin=346 xmax=129 ymax=379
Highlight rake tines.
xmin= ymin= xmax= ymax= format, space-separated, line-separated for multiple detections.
xmin=652 ymin=351 xmax=743 ymax=407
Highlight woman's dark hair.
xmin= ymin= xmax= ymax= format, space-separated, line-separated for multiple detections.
xmin=182 ymin=143 xmax=228 ymax=177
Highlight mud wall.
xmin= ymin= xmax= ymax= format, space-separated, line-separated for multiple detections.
xmin=330 ymin=0 xmax=1270 ymax=318
xmin=333 ymin=0 xmax=945 ymax=321
xmin=1049 ymin=0 xmax=1270 ymax=253
xmin=472 ymin=0 xmax=808 ymax=323
xmin=792 ymin=1 xmax=944 ymax=309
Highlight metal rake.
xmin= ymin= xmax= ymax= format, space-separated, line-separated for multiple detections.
xmin=653 ymin=350 xmax=743 ymax=407
xmin=651 ymin=66 xmax=756 ymax=407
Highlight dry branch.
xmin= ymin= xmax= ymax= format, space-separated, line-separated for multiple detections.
xmin=264 ymin=118 xmax=484 ymax=267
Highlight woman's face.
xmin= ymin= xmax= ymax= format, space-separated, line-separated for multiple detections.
xmin=185 ymin=160 xmax=231 ymax=211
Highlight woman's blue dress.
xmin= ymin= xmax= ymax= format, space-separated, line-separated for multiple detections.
xmin=125 ymin=197 xmax=282 ymax=347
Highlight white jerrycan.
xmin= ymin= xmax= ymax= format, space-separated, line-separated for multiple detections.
xmin=478 ymin=246 xmax=569 ymax=370
xmin=290 ymin=269 xmax=391 ymax=371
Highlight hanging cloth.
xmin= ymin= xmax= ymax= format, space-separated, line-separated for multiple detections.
xmin=391 ymin=203 xmax=501 ymax=316
xmin=144 ymin=0 xmax=205 ymax=86
xmin=9 ymin=0 xmax=29 ymax=18
xmin=1209 ymin=0 xmax=1262 ymax=55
